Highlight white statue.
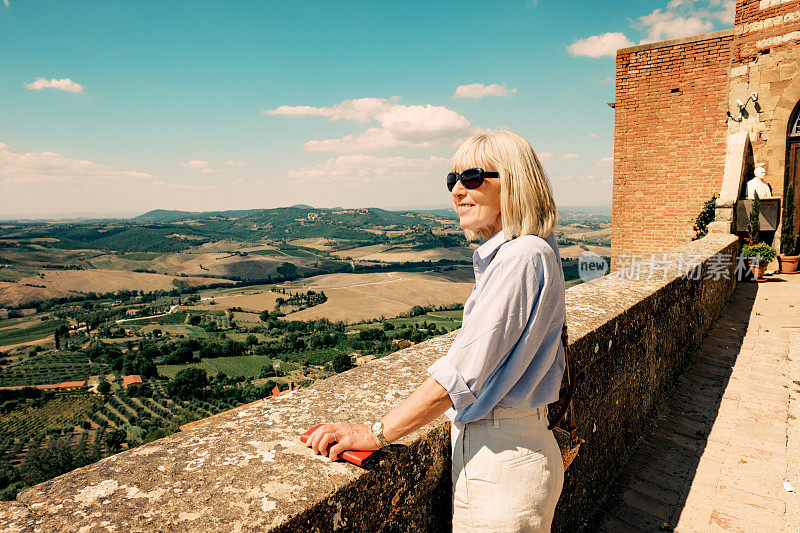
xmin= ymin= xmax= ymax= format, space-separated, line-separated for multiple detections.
xmin=746 ymin=167 xmax=773 ymax=199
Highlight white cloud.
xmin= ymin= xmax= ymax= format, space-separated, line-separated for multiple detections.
xmin=24 ymin=77 xmax=85 ymax=94
xmin=637 ymin=9 xmax=713 ymax=43
xmin=181 ymin=160 xmax=214 ymax=174
xmin=453 ymin=83 xmax=518 ymax=99
xmin=560 ymin=153 xmax=579 ymax=160
xmin=712 ymin=0 xmax=736 ymax=24
xmin=264 ymin=97 xmax=474 ymax=153
xmin=0 ymin=143 xmax=231 ymax=215
xmin=0 ymin=142 xmax=154 ymax=187
xmin=287 ymin=154 xmax=448 ymax=184
xmin=181 ymin=160 xmax=245 ymax=173
xmin=569 ymin=1 xmax=733 ymax=57
xmin=567 ymin=33 xmax=635 ymax=58
xmin=596 ymin=157 xmax=613 ymax=166
xmin=588 ymin=133 xmax=599 ymax=138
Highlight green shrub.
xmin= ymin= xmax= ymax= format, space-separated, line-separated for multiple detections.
xmin=741 ymin=242 xmax=777 ymax=263
xmin=692 ymin=194 xmax=717 ymax=240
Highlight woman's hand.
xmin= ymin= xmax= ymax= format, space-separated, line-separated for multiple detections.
xmin=305 ymin=422 xmax=380 ymax=461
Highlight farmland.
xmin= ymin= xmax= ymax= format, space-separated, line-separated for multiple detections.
xmin=0 ymin=319 xmax=68 ymax=349
xmin=157 ymin=355 xmax=290 ymax=379
xmin=280 ymin=270 xmax=474 ymax=323
xmin=0 ymin=350 xmax=107 ymax=387
xmin=0 ymin=204 xmax=610 ymax=500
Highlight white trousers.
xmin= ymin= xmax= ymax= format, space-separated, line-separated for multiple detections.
xmin=451 ymin=405 xmax=564 ymax=532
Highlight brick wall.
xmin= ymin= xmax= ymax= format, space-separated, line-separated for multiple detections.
xmin=611 ymin=32 xmax=734 ymax=268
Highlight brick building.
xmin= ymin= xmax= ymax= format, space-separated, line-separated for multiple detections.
xmin=612 ymin=0 xmax=800 ymax=267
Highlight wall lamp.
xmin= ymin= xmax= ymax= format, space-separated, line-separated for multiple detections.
xmin=727 ymin=92 xmax=760 ymax=122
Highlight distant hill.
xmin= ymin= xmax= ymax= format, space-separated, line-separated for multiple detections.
xmin=558 ymin=204 xmax=612 ymax=215
xmin=133 ymin=206 xmax=441 ymax=228
xmin=133 ymin=209 xmax=265 ymax=223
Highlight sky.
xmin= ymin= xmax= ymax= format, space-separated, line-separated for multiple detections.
xmin=0 ymin=0 xmax=735 ymax=218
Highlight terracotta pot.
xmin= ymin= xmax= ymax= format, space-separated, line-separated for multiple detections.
xmin=777 ymin=254 xmax=800 ymax=274
xmin=744 ymin=259 xmax=768 ymax=281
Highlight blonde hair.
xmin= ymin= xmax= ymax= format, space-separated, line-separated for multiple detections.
xmin=450 ymin=130 xmax=558 ymax=241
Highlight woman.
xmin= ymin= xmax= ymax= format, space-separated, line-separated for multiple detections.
xmin=305 ymin=130 xmax=566 ymax=532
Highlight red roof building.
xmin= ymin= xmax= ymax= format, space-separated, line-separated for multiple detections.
xmin=123 ymin=375 xmax=143 ymax=388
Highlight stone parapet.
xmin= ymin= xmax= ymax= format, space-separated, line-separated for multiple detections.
xmin=0 ymin=234 xmax=740 ymax=532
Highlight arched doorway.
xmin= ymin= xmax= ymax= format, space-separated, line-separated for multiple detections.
xmin=785 ymin=102 xmax=800 ymax=246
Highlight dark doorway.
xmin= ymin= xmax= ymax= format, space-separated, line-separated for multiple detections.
xmin=786 ymin=103 xmax=800 ymax=240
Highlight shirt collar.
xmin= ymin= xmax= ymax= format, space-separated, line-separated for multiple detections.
xmin=473 ymin=230 xmax=507 ymax=269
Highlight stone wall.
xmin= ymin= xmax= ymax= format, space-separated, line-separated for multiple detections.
xmin=0 ymin=233 xmax=740 ymax=533
xmin=611 ymin=31 xmax=733 ymax=269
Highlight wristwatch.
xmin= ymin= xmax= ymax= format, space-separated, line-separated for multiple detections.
xmin=372 ymin=421 xmax=389 ymax=448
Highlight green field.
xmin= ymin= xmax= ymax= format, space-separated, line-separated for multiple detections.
xmin=0 ymin=350 xmax=109 ymax=387
xmin=224 ymin=332 xmax=271 ymax=343
xmin=124 ymin=311 xmax=187 ymax=326
xmin=247 ymin=249 xmax=284 ymax=256
xmin=120 ymin=252 xmax=163 ymax=261
xmin=0 ymin=392 xmax=100 ymax=438
xmin=0 ymin=317 xmax=31 ymax=330
xmin=0 ymin=319 xmax=68 ymax=347
xmin=137 ymin=324 xmax=203 ymax=336
xmin=157 ymin=355 xmax=297 ymax=379
xmin=0 ymin=269 xmax=34 ymax=282
xmin=380 ymin=310 xmax=463 ymax=329
xmin=278 ymin=245 xmax=324 ymax=258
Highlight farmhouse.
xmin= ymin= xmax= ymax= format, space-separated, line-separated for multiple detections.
xmin=0 ymin=381 xmax=87 ymax=391
xmin=611 ymin=0 xmax=800 ymax=266
xmin=122 ymin=375 xmax=143 ymax=388
xmin=354 ymin=354 xmax=376 ymax=365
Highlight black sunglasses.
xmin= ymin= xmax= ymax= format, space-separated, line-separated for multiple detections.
xmin=446 ymin=168 xmax=499 ymax=192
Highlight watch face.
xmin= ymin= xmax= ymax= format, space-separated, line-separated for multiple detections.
xmin=372 ymin=421 xmax=382 ymax=432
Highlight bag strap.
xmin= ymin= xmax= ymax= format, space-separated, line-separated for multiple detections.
xmin=547 ymin=324 xmax=578 ymax=445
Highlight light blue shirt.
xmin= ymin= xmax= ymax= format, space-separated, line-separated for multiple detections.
xmin=427 ymin=230 xmax=566 ymax=428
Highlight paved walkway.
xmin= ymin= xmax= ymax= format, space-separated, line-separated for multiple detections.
xmin=598 ymin=271 xmax=800 ymax=532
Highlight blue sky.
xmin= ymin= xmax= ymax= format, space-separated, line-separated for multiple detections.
xmin=0 ymin=0 xmax=734 ymax=217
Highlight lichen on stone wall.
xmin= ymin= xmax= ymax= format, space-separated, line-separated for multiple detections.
xmin=0 ymin=234 xmax=740 ymax=533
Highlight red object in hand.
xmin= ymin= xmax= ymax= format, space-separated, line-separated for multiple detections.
xmin=300 ymin=424 xmax=375 ymax=466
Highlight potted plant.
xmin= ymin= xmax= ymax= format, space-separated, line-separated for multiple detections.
xmin=778 ymin=182 xmax=799 ymax=273
xmin=741 ymin=242 xmax=777 ymax=281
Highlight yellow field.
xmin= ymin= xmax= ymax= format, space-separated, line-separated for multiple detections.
xmin=0 ymin=269 xmax=230 ymax=306
xmin=557 ymin=244 xmax=612 ymax=260
xmin=359 ymin=247 xmax=474 ymax=262
xmin=287 ymin=238 xmax=338 ymax=250
xmin=331 ymin=245 xmax=474 ymax=262
xmin=25 ymin=269 xmax=222 ymax=293
xmin=156 ymin=252 xmax=315 ymax=280
xmin=191 ymin=290 xmax=280 ymax=312
xmin=281 ymin=268 xmax=474 ymax=322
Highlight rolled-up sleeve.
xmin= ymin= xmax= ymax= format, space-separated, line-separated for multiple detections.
xmin=427 ymin=355 xmax=478 ymax=412
xmin=428 ymin=252 xmax=551 ymax=423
